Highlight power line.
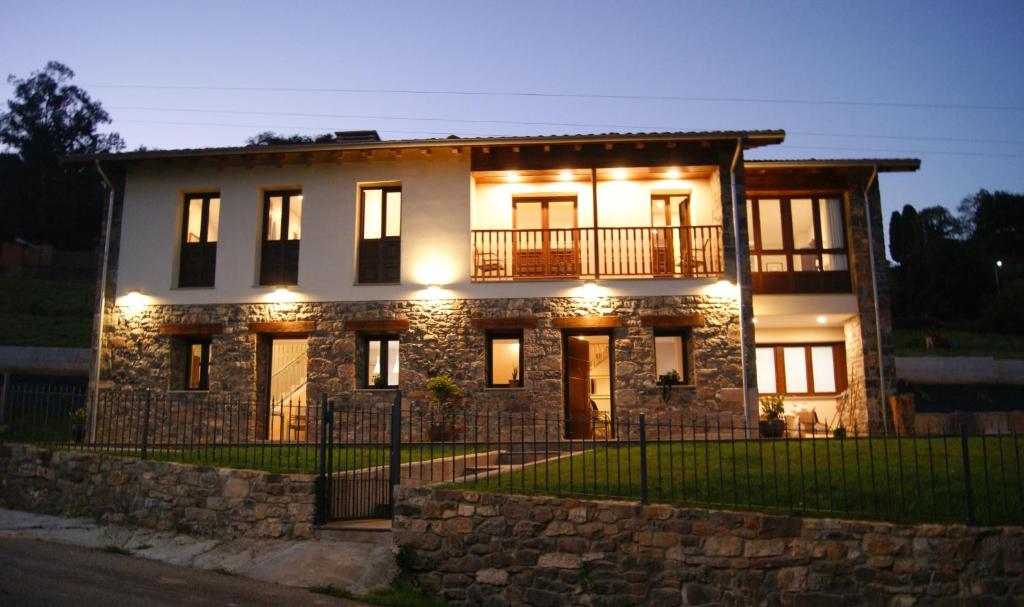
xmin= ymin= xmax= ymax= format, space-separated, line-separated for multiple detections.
xmin=108 ymin=105 xmax=1024 ymax=146
xmin=113 ymin=118 xmax=1024 ymax=159
xmin=84 ymin=82 xmax=1024 ymax=113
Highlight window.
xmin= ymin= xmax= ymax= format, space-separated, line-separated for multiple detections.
xmin=182 ymin=338 xmax=211 ymax=390
xmin=755 ymin=343 xmax=847 ymax=396
xmin=487 ymin=331 xmax=524 ymax=388
xmin=178 ymin=193 xmax=220 ymax=287
xmin=358 ymin=186 xmax=401 ymax=284
xmin=747 ymin=196 xmax=849 ymax=293
xmin=512 ymin=196 xmax=579 ymax=277
xmin=363 ymin=335 xmax=400 ymax=388
xmin=260 ymin=190 xmax=302 ymax=285
xmin=654 ymin=329 xmax=691 ymax=384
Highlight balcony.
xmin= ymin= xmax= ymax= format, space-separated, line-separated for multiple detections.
xmin=471 ymin=225 xmax=723 ymax=281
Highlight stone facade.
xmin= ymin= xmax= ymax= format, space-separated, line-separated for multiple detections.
xmin=394 ymin=486 xmax=1024 ymax=606
xmin=102 ymin=294 xmax=745 ymax=422
xmin=0 ymin=444 xmax=316 ymax=540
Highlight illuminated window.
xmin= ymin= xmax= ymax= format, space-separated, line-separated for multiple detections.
xmin=178 ymin=337 xmax=210 ymax=391
xmin=363 ymin=335 xmax=400 ymax=388
xmin=358 ymin=186 xmax=402 ymax=283
xmin=755 ymin=344 xmax=846 ymax=396
xmin=260 ymin=190 xmax=302 ymax=285
xmin=487 ymin=331 xmax=524 ymax=388
xmin=747 ymin=196 xmax=848 ymax=274
xmin=654 ymin=329 xmax=691 ymax=384
xmin=178 ymin=193 xmax=219 ymax=287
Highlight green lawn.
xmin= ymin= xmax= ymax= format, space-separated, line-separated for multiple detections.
xmin=0 ymin=277 xmax=94 ymax=347
xmin=894 ymin=328 xmax=1024 ymax=359
xmin=456 ymin=437 xmax=1024 ymax=525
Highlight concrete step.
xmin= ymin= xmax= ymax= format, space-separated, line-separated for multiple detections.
xmin=316 ymin=519 xmax=393 ymax=546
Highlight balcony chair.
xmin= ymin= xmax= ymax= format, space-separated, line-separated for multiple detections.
xmin=473 ymin=246 xmax=505 ymax=276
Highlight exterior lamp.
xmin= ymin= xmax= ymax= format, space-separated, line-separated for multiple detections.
xmin=558 ymin=171 xmax=573 ymax=182
xmin=665 ymin=168 xmax=681 ymax=179
xmin=707 ymin=279 xmax=738 ymax=299
xmin=995 ymin=260 xmax=1003 ymax=295
xmin=816 ymin=315 xmax=827 ymax=324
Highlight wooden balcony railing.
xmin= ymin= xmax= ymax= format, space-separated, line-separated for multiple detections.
xmin=471 ymin=225 xmax=723 ymax=281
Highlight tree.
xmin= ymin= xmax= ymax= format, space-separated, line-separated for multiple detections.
xmin=246 ymin=131 xmax=335 ymax=146
xmin=0 ymin=61 xmax=123 ymax=249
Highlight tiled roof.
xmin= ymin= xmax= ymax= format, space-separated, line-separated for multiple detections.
xmin=66 ymin=129 xmax=786 ymax=163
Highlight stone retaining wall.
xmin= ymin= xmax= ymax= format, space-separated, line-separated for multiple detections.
xmin=0 ymin=444 xmax=316 ymax=539
xmin=393 ymin=485 xmax=1024 ymax=606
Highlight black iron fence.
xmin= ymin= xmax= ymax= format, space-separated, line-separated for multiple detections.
xmin=2 ymin=386 xmax=1022 ymax=526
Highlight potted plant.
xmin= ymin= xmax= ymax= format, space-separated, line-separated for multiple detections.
xmin=758 ymin=395 xmax=786 ymax=438
xmin=509 ymin=367 xmax=520 ymax=388
xmin=426 ymin=375 xmax=464 ymax=442
xmin=832 ymin=425 xmax=847 ymax=439
xmin=658 ymin=369 xmax=681 ymax=402
xmin=69 ymin=407 xmax=86 ymax=443
xmin=372 ymin=373 xmax=386 ymax=388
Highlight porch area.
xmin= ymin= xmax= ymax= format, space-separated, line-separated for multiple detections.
xmin=470 ymin=166 xmax=724 ymax=281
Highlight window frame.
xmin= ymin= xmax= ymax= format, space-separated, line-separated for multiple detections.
xmin=182 ymin=337 xmax=211 ymax=391
xmin=486 ymin=330 xmax=525 ymax=388
xmin=361 ymin=334 xmax=400 ymax=389
xmin=178 ymin=192 xmax=219 ymax=288
xmin=755 ymin=342 xmax=847 ymax=397
xmin=259 ymin=189 xmax=302 ymax=286
xmin=747 ymin=196 xmax=849 ymax=274
xmin=357 ymin=185 xmax=402 ymax=284
xmin=653 ymin=328 xmax=693 ymax=385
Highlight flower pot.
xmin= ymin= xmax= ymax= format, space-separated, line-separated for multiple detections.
xmin=429 ymin=423 xmax=463 ymax=442
xmin=832 ymin=427 xmax=847 ymax=439
xmin=759 ymin=419 xmax=786 ymax=438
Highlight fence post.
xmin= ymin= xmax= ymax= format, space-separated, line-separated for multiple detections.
xmin=315 ymin=394 xmax=330 ymax=526
xmin=959 ymin=421 xmax=976 ymax=526
xmin=140 ymin=392 xmax=152 ymax=460
xmin=0 ymin=371 xmax=9 ymax=429
xmin=639 ymin=413 xmax=649 ymax=505
xmin=389 ymin=390 xmax=403 ymax=516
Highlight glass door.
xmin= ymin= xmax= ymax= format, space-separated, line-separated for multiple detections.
xmin=513 ymin=196 xmax=578 ymax=277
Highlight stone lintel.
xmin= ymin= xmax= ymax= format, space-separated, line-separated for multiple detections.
xmin=247 ymin=321 xmax=316 ymax=334
xmin=552 ymin=316 xmax=622 ymax=329
xmin=158 ymin=323 xmax=224 ymax=335
xmin=343 ymin=319 xmax=411 ymax=332
xmin=640 ymin=314 xmax=706 ymax=328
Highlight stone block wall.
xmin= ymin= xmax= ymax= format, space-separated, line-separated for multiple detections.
xmin=393 ymin=486 xmax=1024 ymax=606
xmin=0 ymin=444 xmax=316 ymax=539
xmin=103 ymin=294 xmax=744 ymax=422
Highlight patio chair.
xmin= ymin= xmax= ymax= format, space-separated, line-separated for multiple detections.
xmin=797 ymin=410 xmax=828 ymax=437
xmin=473 ymin=246 xmax=505 ymax=276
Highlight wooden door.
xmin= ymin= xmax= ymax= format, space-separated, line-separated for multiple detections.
xmin=513 ymin=197 xmax=578 ymax=277
xmin=651 ymin=195 xmax=690 ymax=275
xmin=566 ymin=337 xmax=591 ymax=439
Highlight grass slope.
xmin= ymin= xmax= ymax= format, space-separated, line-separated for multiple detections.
xmin=0 ymin=277 xmax=94 ymax=348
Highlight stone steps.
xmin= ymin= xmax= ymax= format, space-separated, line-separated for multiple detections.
xmin=316 ymin=519 xmax=392 ymax=546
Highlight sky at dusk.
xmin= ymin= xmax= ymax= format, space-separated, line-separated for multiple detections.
xmin=3 ymin=0 xmax=1023 ymax=232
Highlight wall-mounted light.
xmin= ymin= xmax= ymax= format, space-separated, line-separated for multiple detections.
xmin=706 ymin=279 xmax=738 ymax=299
xmin=665 ymin=168 xmax=681 ymax=179
xmin=119 ymin=288 xmax=148 ymax=314
xmin=506 ymin=171 xmax=521 ymax=183
xmin=558 ymin=171 xmax=573 ymax=182
xmin=751 ymin=317 xmax=759 ymax=324
xmin=266 ymin=285 xmax=299 ymax=303
xmin=816 ymin=315 xmax=828 ymax=324
xmin=611 ymin=168 xmax=627 ymax=180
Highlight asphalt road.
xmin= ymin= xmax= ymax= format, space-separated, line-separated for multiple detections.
xmin=0 ymin=537 xmax=365 ymax=607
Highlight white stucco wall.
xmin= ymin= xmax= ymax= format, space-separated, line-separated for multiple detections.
xmin=115 ymin=158 xmax=729 ymax=306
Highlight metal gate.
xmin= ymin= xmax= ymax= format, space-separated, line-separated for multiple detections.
xmin=315 ymin=392 xmax=401 ymax=523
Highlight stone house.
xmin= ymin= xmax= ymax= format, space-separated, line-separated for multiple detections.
xmin=70 ymin=130 xmax=918 ymax=435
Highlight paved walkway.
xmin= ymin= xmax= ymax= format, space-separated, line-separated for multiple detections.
xmin=0 ymin=536 xmax=364 ymax=606
xmin=0 ymin=509 xmax=395 ymax=598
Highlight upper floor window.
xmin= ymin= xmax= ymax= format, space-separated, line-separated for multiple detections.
xmin=178 ymin=193 xmax=219 ymax=287
xmin=755 ymin=343 xmax=847 ymax=396
xmin=358 ymin=186 xmax=401 ymax=284
xmin=746 ymin=196 xmax=850 ymax=293
xmin=260 ymin=190 xmax=302 ymax=285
